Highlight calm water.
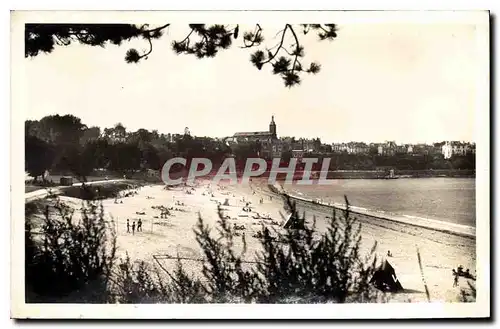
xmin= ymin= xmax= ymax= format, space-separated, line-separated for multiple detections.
xmin=285 ymin=178 xmax=476 ymax=227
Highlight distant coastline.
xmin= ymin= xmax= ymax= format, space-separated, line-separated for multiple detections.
xmin=322 ymin=169 xmax=475 ymax=179
xmin=265 ymin=169 xmax=475 ymax=180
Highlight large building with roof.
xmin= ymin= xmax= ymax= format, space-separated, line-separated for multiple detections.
xmin=227 ymin=116 xmax=282 ymax=158
xmin=232 ymin=116 xmax=277 ymax=142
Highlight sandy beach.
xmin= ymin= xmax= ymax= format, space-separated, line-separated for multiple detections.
xmin=39 ymin=178 xmax=476 ymax=303
xmin=286 ymin=195 xmax=476 ymax=302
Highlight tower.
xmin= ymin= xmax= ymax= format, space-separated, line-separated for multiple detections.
xmin=269 ymin=115 xmax=277 ymax=139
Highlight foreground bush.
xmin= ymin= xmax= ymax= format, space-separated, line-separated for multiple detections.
xmin=25 ymin=193 xmax=381 ymax=303
xmin=25 ymin=200 xmax=116 ymax=303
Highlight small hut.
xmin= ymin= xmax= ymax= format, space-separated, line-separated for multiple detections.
xmin=60 ymin=176 xmax=74 ymax=186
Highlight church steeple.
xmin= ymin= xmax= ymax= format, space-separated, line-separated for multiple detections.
xmin=269 ymin=115 xmax=277 ymax=139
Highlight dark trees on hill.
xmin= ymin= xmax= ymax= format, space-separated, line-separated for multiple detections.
xmin=25 ymin=135 xmax=55 ymax=181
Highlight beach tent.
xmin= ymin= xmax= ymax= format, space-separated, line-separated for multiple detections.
xmin=282 ymin=214 xmax=293 ymax=228
xmin=282 ymin=213 xmax=305 ymax=230
xmin=370 ymin=260 xmax=404 ymax=292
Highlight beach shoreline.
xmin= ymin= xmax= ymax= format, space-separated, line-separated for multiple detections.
xmin=278 ymin=189 xmax=475 ymax=239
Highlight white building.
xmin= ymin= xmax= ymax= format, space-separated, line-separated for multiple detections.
xmin=332 ymin=142 xmax=369 ymax=154
xmin=442 ymin=142 xmax=453 ymax=159
xmin=378 ymin=141 xmax=397 ymax=156
xmin=442 ymin=141 xmax=475 ymax=159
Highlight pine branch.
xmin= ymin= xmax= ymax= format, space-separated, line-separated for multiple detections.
xmin=25 ymin=23 xmax=337 ymax=87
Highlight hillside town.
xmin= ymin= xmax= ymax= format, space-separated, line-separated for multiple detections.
xmin=25 ymin=114 xmax=476 ymax=186
xmin=225 ymin=116 xmax=476 ymax=160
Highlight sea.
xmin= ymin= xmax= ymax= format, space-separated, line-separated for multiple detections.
xmin=282 ymin=178 xmax=476 ymax=229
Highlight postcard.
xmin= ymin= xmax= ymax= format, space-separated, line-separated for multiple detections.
xmin=11 ymin=10 xmax=490 ymax=319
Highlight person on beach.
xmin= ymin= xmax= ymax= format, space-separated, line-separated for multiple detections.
xmin=126 ymin=219 xmax=130 ymax=233
xmin=387 ymin=250 xmax=392 ymax=257
xmin=457 ymin=265 xmax=464 ymax=275
xmin=452 ymin=269 xmax=459 ymax=287
xmin=132 ymin=221 xmax=136 ymax=235
xmin=137 ymin=219 xmax=142 ymax=232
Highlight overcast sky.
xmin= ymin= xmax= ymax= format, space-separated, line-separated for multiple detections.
xmin=23 ymin=19 xmax=485 ymax=144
